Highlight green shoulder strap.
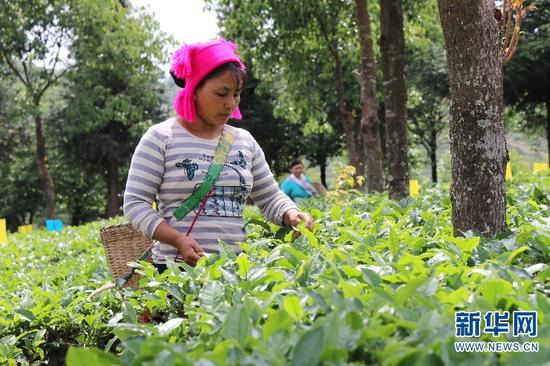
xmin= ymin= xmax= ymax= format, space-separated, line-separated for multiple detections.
xmin=173 ymin=128 xmax=235 ymax=220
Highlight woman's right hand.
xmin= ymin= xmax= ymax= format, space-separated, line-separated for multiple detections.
xmin=174 ymin=235 xmax=205 ymax=266
xmin=152 ymin=221 xmax=205 ymax=266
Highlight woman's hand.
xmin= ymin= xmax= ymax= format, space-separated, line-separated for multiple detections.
xmin=153 ymin=222 xmax=205 ymax=266
xmin=174 ymin=235 xmax=205 ymax=266
xmin=283 ymin=208 xmax=314 ymax=231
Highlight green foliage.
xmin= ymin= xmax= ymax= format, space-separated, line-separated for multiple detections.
xmin=0 ymin=0 xmax=73 ymax=103
xmin=0 ymin=76 xmax=43 ymax=229
xmin=0 ymin=0 xmax=172 ymax=223
xmin=0 ymin=152 xmax=44 ymax=230
xmin=57 ymin=0 xmax=170 ymax=217
xmin=1 ymin=175 xmax=549 ymax=365
xmin=0 ymin=217 xmax=123 ymax=364
xmin=207 ymin=0 xmax=353 ymax=185
xmin=208 ymin=0 xmax=353 ymax=151
xmin=0 ymin=0 xmax=78 ymax=219
xmin=504 ymin=0 xmax=550 ymax=138
xmin=405 ymin=0 xmax=449 ymax=182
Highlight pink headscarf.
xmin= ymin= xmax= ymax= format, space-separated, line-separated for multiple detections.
xmin=171 ymin=39 xmax=246 ymax=123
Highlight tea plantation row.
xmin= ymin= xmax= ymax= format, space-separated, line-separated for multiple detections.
xmin=0 ymin=174 xmax=549 ymax=365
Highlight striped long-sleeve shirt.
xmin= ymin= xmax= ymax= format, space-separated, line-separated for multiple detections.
xmin=123 ymin=118 xmax=297 ymax=263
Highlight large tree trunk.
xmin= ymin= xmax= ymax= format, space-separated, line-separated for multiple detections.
xmin=34 ymin=113 xmax=56 ymax=219
xmin=430 ymin=127 xmax=438 ymax=183
xmin=106 ymin=158 xmax=119 ymax=218
xmin=355 ymin=0 xmax=384 ymax=192
xmin=380 ymin=0 xmax=409 ymax=199
xmin=438 ymin=0 xmax=507 ymax=237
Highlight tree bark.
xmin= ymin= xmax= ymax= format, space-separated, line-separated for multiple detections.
xmin=71 ymin=201 xmax=82 ymax=226
xmin=355 ymin=0 xmax=384 ymax=192
xmin=106 ymin=158 xmax=119 ymax=218
xmin=430 ymin=127 xmax=438 ymax=183
xmin=34 ymin=112 xmax=56 ymax=219
xmin=378 ymin=104 xmax=387 ymax=169
xmin=380 ymin=0 xmax=409 ymax=199
xmin=438 ymin=0 xmax=507 ymax=237
xmin=320 ymin=156 xmax=327 ymax=189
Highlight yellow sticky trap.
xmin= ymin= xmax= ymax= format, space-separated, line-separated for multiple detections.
xmin=409 ymin=180 xmax=420 ymax=197
xmin=0 ymin=219 xmax=7 ymax=244
xmin=18 ymin=225 xmax=33 ymax=234
xmin=506 ymin=162 xmax=512 ymax=180
xmin=533 ymin=162 xmax=548 ymax=173
xmin=152 ymin=201 xmax=158 ymax=211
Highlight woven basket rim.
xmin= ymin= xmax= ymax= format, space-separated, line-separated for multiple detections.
xmin=100 ymin=223 xmax=153 ymax=288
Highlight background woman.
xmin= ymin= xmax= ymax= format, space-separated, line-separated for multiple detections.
xmin=281 ymin=159 xmax=318 ymax=201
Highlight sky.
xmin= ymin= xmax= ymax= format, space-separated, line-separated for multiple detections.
xmin=130 ymin=0 xmax=220 ymax=44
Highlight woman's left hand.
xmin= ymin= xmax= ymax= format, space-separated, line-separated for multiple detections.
xmin=283 ymin=208 xmax=314 ymax=231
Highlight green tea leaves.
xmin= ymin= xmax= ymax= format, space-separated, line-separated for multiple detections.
xmin=291 ymin=327 xmax=324 ymax=366
xmin=66 ymin=347 xmax=124 ymax=366
xmin=223 ymin=305 xmax=251 ymax=346
xmin=283 ymin=296 xmax=304 ymax=321
xmin=1 ymin=175 xmax=550 ymax=365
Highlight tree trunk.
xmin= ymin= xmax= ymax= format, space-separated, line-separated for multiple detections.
xmin=71 ymin=201 xmax=82 ymax=226
xmin=353 ymin=119 xmax=366 ymax=179
xmin=355 ymin=0 xmax=384 ymax=192
xmin=106 ymin=158 xmax=119 ymax=218
xmin=380 ymin=0 xmax=409 ymax=199
xmin=318 ymin=133 xmax=328 ymax=188
xmin=320 ymin=156 xmax=327 ymax=189
xmin=378 ymin=103 xmax=387 ymax=169
xmin=34 ymin=113 xmax=56 ymax=219
xmin=430 ymin=127 xmax=438 ymax=183
xmin=334 ymin=48 xmax=366 ymax=178
xmin=438 ymin=0 xmax=507 ymax=237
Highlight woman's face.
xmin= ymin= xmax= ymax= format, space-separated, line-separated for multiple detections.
xmin=291 ymin=164 xmax=304 ymax=177
xmin=195 ymin=70 xmax=242 ymax=128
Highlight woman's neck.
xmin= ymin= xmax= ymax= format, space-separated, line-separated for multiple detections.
xmin=177 ymin=116 xmax=224 ymax=139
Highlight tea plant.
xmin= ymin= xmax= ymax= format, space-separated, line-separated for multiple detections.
xmin=0 ymin=173 xmax=549 ymax=365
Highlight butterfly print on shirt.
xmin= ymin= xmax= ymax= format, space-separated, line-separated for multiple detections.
xmin=175 ymin=159 xmax=199 ymax=180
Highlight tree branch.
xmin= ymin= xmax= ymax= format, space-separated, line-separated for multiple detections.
xmin=45 ymin=31 xmax=64 ymax=86
xmin=1 ymin=51 xmax=28 ymax=85
xmin=420 ymin=140 xmax=431 ymax=153
xmin=21 ymin=59 xmax=30 ymax=84
xmin=504 ymin=0 xmax=513 ymax=49
xmin=38 ymin=66 xmax=71 ymax=98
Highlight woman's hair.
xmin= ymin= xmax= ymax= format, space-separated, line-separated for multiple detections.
xmin=171 ymin=62 xmax=246 ymax=90
xmin=290 ymin=159 xmax=303 ymax=169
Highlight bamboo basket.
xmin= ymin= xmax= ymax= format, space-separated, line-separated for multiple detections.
xmin=99 ymin=223 xmax=153 ymax=289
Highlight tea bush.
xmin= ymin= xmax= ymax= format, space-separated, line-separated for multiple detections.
xmin=1 ymin=174 xmax=549 ymax=365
